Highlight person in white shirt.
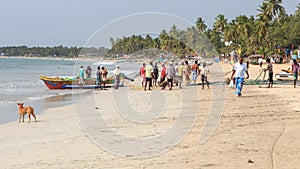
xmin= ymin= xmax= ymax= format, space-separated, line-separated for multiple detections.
xmin=114 ymin=65 xmax=120 ymax=89
xmin=199 ymin=63 xmax=209 ymax=89
xmin=230 ymin=57 xmax=249 ymax=96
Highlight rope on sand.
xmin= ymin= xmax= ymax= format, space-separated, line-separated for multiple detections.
xmin=259 ymin=70 xmax=266 ymax=87
xmin=127 ymin=83 xmax=160 ymax=91
xmin=271 ymin=123 xmax=286 ymax=169
xmin=246 ymin=70 xmax=264 ymax=85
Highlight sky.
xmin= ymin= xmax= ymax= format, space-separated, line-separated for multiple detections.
xmin=0 ymin=0 xmax=298 ymax=47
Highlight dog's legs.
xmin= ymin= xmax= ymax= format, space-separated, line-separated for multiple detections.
xmin=22 ymin=114 xmax=25 ymax=123
xmin=28 ymin=114 xmax=31 ymax=123
xmin=19 ymin=114 xmax=21 ymax=123
xmin=32 ymin=114 xmax=37 ymax=122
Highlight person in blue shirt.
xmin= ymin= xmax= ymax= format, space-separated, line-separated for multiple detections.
xmin=78 ymin=66 xmax=85 ymax=87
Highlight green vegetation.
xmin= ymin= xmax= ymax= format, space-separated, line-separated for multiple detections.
xmin=109 ymin=0 xmax=300 ymax=58
xmin=1 ymin=0 xmax=299 ymax=59
xmin=0 ymin=45 xmax=109 ymax=58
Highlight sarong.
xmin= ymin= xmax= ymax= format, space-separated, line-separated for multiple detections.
xmin=293 ymin=73 xmax=298 ymax=81
xmin=192 ymin=70 xmax=198 ymax=81
xmin=235 ymin=77 xmax=244 ymax=96
xmin=114 ymin=75 xmax=120 ymax=89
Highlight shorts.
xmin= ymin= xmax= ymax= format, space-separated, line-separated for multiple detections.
xmin=185 ymin=74 xmax=190 ymax=82
xmin=268 ymin=72 xmax=273 ymax=83
xmin=192 ymin=70 xmax=198 ymax=81
xmin=153 ymin=73 xmax=158 ymax=80
xmin=141 ymin=75 xmax=145 ymax=82
xmin=201 ymin=75 xmax=207 ymax=81
xmin=79 ymin=77 xmax=84 ymax=85
xmin=96 ymin=77 xmax=102 ymax=85
xmin=146 ymin=77 xmax=152 ymax=82
xmin=176 ymin=76 xmax=183 ymax=82
xmin=167 ymin=78 xmax=173 ymax=83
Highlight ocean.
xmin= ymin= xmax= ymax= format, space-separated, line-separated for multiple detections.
xmin=0 ymin=57 xmax=140 ymax=123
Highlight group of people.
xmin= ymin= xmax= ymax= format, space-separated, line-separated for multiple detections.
xmin=78 ymin=65 xmax=108 ymax=89
xmin=139 ymin=60 xmax=210 ymax=91
xmin=259 ymin=57 xmax=300 ymax=89
xmin=78 ymin=66 xmax=93 ymax=87
xmin=95 ymin=65 xmax=109 ymax=89
xmin=229 ymin=56 xmax=300 ymax=97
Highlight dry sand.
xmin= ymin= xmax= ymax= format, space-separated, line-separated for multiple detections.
xmin=0 ymin=63 xmax=300 ymax=169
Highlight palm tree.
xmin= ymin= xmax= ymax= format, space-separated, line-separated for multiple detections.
xmin=169 ymin=25 xmax=179 ymax=38
xmin=213 ymin=14 xmax=228 ymax=34
xmin=296 ymin=3 xmax=300 ymax=17
xmin=257 ymin=2 xmax=272 ymax=22
xmin=265 ymin=0 xmax=285 ymax=19
xmin=257 ymin=0 xmax=285 ymax=22
xmin=224 ymin=20 xmax=238 ymax=44
xmin=235 ymin=15 xmax=252 ymax=39
xmin=186 ymin=26 xmax=199 ymax=52
xmin=195 ymin=17 xmax=207 ymax=32
xmin=109 ymin=37 xmax=115 ymax=47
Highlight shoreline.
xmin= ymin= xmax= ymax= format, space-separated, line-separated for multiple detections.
xmin=0 ymin=90 xmax=93 ymax=125
xmin=0 ymin=55 xmax=123 ymax=62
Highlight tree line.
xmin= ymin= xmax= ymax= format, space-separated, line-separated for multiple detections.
xmin=0 ymin=45 xmax=109 ymax=58
xmin=1 ymin=0 xmax=299 ymax=59
xmin=109 ymin=0 xmax=300 ymax=58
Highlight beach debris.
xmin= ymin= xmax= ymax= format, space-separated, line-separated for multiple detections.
xmin=95 ymin=107 xmax=99 ymax=109
xmin=125 ymin=154 xmax=134 ymax=158
xmin=248 ymin=159 xmax=254 ymax=163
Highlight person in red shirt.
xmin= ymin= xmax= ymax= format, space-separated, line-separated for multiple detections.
xmin=159 ymin=64 xmax=167 ymax=89
xmin=139 ymin=63 xmax=146 ymax=87
xmin=161 ymin=64 xmax=166 ymax=81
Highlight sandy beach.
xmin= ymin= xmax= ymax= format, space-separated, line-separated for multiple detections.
xmin=1 ymin=62 xmax=300 ymax=169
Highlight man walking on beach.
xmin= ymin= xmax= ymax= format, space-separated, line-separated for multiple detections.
xmin=292 ymin=59 xmax=300 ymax=88
xmin=85 ymin=66 xmax=92 ymax=78
xmin=144 ymin=62 xmax=153 ymax=91
xmin=160 ymin=63 xmax=167 ymax=90
xmin=176 ymin=62 xmax=184 ymax=89
xmin=78 ymin=66 xmax=85 ymax=87
xmin=191 ymin=60 xmax=199 ymax=85
xmin=96 ymin=66 xmax=102 ymax=90
xmin=199 ymin=63 xmax=209 ymax=89
xmin=153 ymin=62 xmax=159 ymax=87
xmin=231 ymin=57 xmax=249 ymax=97
xmin=101 ymin=66 xmax=108 ymax=88
xmin=139 ymin=63 xmax=146 ymax=87
xmin=184 ymin=60 xmax=191 ymax=86
xmin=264 ymin=58 xmax=273 ymax=88
xmin=166 ymin=62 xmax=176 ymax=90
xmin=114 ymin=65 xmax=120 ymax=90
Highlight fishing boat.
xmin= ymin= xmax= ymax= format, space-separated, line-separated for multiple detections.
xmin=275 ymin=69 xmax=296 ymax=81
xmin=40 ymin=73 xmax=134 ymax=89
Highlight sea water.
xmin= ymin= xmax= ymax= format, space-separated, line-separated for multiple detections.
xmin=0 ymin=57 xmax=140 ymax=123
xmin=0 ymin=57 xmax=139 ymax=104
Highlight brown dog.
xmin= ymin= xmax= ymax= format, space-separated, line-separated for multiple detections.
xmin=17 ymin=103 xmax=37 ymax=123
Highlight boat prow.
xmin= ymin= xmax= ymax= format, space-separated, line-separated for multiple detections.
xmin=275 ymin=72 xmax=293 ymax=81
